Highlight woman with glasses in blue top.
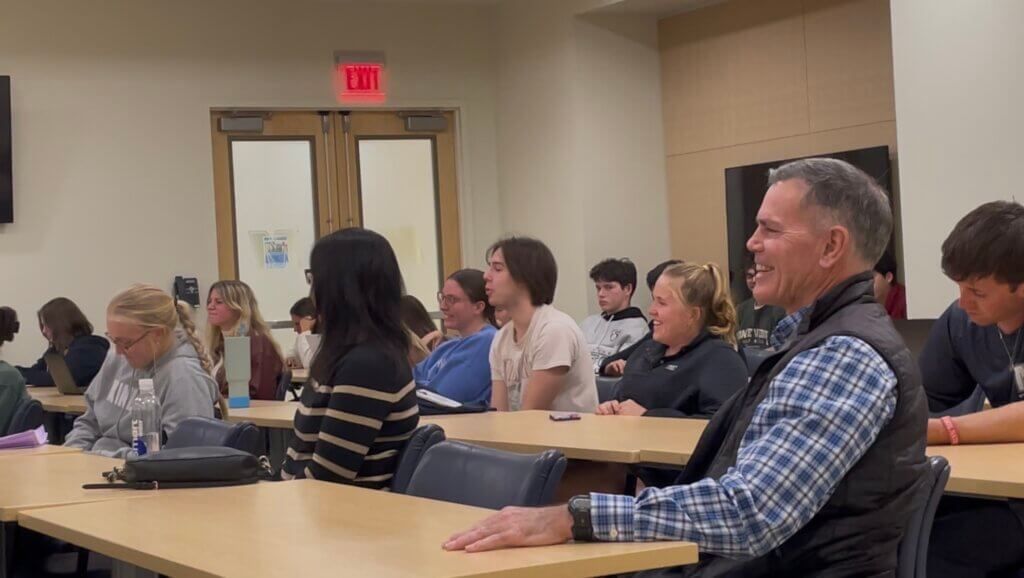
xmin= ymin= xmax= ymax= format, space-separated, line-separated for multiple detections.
xmin=413 ymin=269 xmax=497 ymax=404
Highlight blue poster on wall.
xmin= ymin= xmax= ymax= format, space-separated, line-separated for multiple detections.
xmin=263 ymin=234 xmax=289 ymax=269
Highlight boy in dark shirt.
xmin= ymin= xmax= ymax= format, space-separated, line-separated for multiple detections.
xmin=922 ymin=200 xmax=1024 ymax=576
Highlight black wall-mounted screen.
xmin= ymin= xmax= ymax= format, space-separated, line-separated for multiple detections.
xmin=724 ymin=146 xmax=894 ymax=301
xmin=0 ymin=76 xmax=11 ymax=223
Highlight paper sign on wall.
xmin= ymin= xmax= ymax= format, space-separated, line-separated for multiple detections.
xmin=263 ymin=234 xmax=289 ymax=269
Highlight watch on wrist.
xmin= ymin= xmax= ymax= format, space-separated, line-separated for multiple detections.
xmin=567 ymin=495 xmax=594 ymax=542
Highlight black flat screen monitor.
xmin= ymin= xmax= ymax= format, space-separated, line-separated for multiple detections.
xmin=0 ymin=76 xmax=11 ymax=223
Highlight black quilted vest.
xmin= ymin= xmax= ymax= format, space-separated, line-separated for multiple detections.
xmin=678 ymin=273 xmax=928 ymax=577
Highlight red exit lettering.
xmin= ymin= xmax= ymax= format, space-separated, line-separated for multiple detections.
xmin=335 ymin=62 xmax=386 ymax=103
xmin=344 ymin=64 xmax=381 ymax=92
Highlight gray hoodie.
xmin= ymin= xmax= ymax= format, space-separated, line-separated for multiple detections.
xmin=580 ymin=306 xmax=649 ymax=373
xmin=64 ymin=330 xmax=219 ymax=458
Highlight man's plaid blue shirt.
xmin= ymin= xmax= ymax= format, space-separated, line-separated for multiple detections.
xmin=590 ymin=307 xmax=898 ymax=557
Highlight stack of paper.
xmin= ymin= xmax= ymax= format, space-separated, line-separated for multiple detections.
xmin=0 ymin=425 xmax=48 ymax=450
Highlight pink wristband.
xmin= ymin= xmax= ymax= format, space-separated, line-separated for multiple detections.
xmin=940 ymin=416 xmax=960 ymax=445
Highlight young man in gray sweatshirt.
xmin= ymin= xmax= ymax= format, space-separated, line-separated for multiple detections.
xmin=579 ymin=258 xmax=649 ymax=373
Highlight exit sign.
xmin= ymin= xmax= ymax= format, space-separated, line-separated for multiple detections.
xmin=334 ymin=51 xmax=386 ymax=103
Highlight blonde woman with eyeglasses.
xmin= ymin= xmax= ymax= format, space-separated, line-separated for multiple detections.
xmin=63 ymin=284 xmax=224 ymax=457
xmin=206 ymin=280 xmax=284 ymax=401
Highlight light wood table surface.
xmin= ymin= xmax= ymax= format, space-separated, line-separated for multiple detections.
xmin=27 ymin=388 xmax=87 ymax=414
xmin=424 ymin=411 xmax=706 ymax=466
xmin=217 ymin=405 xmax=1024 ymax=500
xmin=225 ymin=406 xmax=707 ymax=466
xmin=0 ymin=444 xmax=80 ymax=459
xmin=224 ymin=400 xmax=299 ymax=428
xmin=0 ymin=452 xmax=126 ymax=522
xmin=25 ymin=386 xmax=60 ymax=395
xmin=19 ymin=479 xmax=698 ymax=578
xmin=928 ymin=443 xmax=1024 ymax=499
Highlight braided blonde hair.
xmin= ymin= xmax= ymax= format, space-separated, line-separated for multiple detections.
xmin=660 ymin=262 xmax=739 ymax=347
xmin=108 ymin=284 xmax=229 ymax=417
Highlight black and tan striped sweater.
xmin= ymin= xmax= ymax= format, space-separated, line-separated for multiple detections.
xmin=280 ymin=345 xmax=419 ymax=489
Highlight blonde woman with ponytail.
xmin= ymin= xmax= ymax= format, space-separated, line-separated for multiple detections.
xmin=64 ymin=284 xmax=224 ymax=457
xmin=206 ymin=280 xmax=284 ymax=401
xmin=595 ymin=262 xmax=747 ymax=421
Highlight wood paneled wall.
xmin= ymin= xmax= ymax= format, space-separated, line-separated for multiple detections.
xmin=659 ymin=0 xmax=896 ymax=267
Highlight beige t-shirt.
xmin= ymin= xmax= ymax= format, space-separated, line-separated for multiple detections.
xmin=489 ymin=305 xmax=598 ymax=413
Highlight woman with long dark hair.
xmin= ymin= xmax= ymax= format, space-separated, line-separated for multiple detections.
xmin=17 ymin=297 xmax=110 ymax=387
xmin=281 ymin=228 xmax=419 ymax=489
xmin=285 ymin=297 xmax=319 ymax=369
xmin=413 ymin=269 xmax=497 ymax=404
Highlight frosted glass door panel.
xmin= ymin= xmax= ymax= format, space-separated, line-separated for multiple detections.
xmin=359 ymin=139 xmax=441 ymax=311
xmin=232 ymin=140 xmax=316 ymax=330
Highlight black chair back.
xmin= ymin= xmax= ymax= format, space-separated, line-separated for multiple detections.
xmin=896 ymin=455 xmax=951 ymax=578
xmin=275 ymin=369 xmax=295 ymax=401
xmin=595 ymin=376 xmax=621 ymax=403
xmin=391 ymin=424 xmax=446 ymax=494
xmin=404 ymin=440 xmax=567 ymax=509
xmin=164 ymin=416 xmax=262 ymax=456
xmin=6 ymin=397 xmax=43 ymax=435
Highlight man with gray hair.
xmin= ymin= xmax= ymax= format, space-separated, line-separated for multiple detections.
xmin=444 ymin=158 xmax=928 ymax=577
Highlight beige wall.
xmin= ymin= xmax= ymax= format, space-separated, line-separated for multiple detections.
xmin=658 ymin=0 xmax=896 ymax=271
xmin=892 ymin=0 xmax=1024 ymax=318
xmin=577 ymin=13 xmax=671 ymax=315
xmin=0 ymin=0 xmax=673 ymax=370
xmin=0 ymin=0 xmax=500 ymax=364
xmin=495 ymin=1 xmax=670 ymax=319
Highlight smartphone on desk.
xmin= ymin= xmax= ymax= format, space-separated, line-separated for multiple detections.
xmin=549 ymin=412 xmax=581 ymax=422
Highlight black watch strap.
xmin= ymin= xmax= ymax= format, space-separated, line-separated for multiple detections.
xmin=568 ymin=495 xmax=594 ymax=542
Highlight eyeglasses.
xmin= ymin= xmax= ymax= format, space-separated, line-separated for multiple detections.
xmin=106 ymin=329 xmax=153 ymax=352
xmin=437 ymin=292 xmax=466 ymax=307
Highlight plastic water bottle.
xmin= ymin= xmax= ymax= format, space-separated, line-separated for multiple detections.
xmin=130 ymin=378 xmax=162 ymax=456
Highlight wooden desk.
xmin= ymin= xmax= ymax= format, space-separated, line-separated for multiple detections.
xmin=25 ymin=386 xmax=59 ymax=395
xmin=225 ymin=400 xmax=298 ymax=428
xmin=0 ymin=452 xmax=125 ymax=522
xmin=928 ymin=443 xmax=1024 ymax=499
xmin=19 ymin=479 xmax=698 ymax=578
xmin=27 ymin=389 xmax=87 ymax=414
xmin=226 ymin=406 xmax=706 ymax=466
xmin=424 ymin=411 xmax=705 ymax=466
xmin=0 ymin=444 xmax=79 ymax=459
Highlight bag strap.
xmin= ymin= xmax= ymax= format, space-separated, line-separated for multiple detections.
xmin=83 ymin=477 xmax=260 ymax=490
xmin=83 ymin=455 xmax=276 ymax=490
